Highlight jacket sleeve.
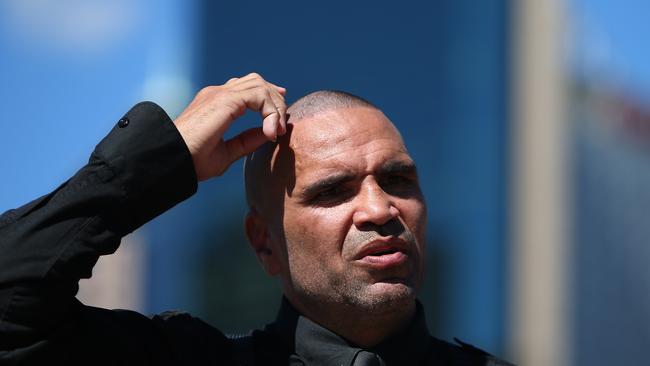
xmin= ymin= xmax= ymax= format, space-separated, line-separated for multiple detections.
xmin=0 ymin=102 xmax=205 ymax=363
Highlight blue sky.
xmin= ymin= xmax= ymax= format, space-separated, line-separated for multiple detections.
xmin=0 ymin=0 xmax=195 ymax=210
xmin=570 ymin=0 xmax=650 ymax=100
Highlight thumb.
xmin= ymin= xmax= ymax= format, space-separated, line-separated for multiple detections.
xmin=224 ymin=127 xmax=269 ymax=164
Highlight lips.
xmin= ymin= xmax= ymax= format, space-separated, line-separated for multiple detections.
xmin=353 ymin=239 xmax=409 ymax=268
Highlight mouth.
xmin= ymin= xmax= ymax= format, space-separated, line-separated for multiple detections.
xmin=354 ymin=239 xmax=409 ymax=268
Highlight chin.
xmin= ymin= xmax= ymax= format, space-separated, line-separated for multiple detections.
xmin=352 ymin=282 xmax=417 ymax=313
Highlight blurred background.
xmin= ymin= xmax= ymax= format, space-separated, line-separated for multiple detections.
xmin=1 ymin=0 xmax=648 ymax=365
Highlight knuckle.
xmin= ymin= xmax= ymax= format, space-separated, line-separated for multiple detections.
xmin=198 ymin=85 xmax=217 ymax=95
xmin=254 ymin=86 xmax=271 ymax=99
xmin=265 ymin=91 xmax=278 ymax=106
xmin=247 ymin=72 xmax=262 ymax=79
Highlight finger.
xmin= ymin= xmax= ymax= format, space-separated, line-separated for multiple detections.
xmin=238 ymin=72 xmax=264 ymax=82
xmin=228 ymin=77 xmax=283 ymax=141
xmin=240 ymin=87 xmax=281 ymax=141
xmin=225 ymin=77 xmax=239 ymax=84
xmin=266 ymin=81 xmax=287 ymax=95
xmin=228 ymin=76 xmax=271 ymax=92
xmin=262 ymin=113 xmax=280 ymax=142
xmin=234 ymin=73 xmax=286 ymax=95
xmin=268 ymin=88 xmax=287 ymax=135
xmin=224 ymin=127 xmax=267 ymax=163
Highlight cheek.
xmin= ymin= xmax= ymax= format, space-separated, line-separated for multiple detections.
xmin=282 ymin=205 xmax=352 ymax=264
xmin=400 ymin=199 xmax=427 ymax=248
xmin=415 ymin=202 xmax=428 ymax=242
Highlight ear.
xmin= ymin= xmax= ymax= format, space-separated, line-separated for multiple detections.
xmin=245 ymin=208 xmax=282 ymax=276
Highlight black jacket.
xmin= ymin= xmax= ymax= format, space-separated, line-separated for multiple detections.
xmin=0 ymin=102 xmax=512 ymax=365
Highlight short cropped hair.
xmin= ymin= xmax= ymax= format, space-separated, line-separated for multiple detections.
xmin=286 ymin=90 xmax=377 ymax=121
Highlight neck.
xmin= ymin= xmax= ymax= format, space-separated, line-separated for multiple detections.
xmin=289 ymin=295 xmax=417 ymax=348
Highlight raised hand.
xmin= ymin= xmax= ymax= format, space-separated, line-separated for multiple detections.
xmin=174 ymin=73 xmax=287 ymax=181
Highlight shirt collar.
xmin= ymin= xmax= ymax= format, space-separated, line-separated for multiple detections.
xmin=266 ymin=297 xmax=432 ymax=366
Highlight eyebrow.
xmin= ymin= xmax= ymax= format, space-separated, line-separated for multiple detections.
xmin=299 ymin=171 xmax=357 ymax=199
xmin=377 ymin=160 xmax=418 ymax=177
xmin=298 ymin=160 xmax=418 ymax=199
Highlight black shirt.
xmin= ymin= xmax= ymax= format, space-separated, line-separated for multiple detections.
xmin=267 ymin=298 xmax=508 ymax=365
xmin=0 ymin=102 xmax=512 ymax=365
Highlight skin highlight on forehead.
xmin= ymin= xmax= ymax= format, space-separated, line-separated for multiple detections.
xmin=289 ymin=108 xmax=406 ymax=165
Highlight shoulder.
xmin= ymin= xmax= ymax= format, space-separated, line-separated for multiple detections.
xmin=150 ymin=310 xmax=232 ymax=363
xmin=429 ymin=337 xmax=516 ymax=366
xmin=151 ymin=309 xmax=229 ymax=344
xmin=151 ymin=311 xmax=290 ymax=365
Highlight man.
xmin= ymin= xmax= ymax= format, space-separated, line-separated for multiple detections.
xmin=0 ymin=73 xmax=512 ymax=365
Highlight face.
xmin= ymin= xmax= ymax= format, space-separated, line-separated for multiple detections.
xmin=268 ymin=107 xmax=427 ymax=315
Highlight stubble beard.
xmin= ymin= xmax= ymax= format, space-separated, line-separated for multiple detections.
xmin=291 ymin=227 xmax=422 ymax=320
xmin=336 ymin=274 xmax=418 ymax=315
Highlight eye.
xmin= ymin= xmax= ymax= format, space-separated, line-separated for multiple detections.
xmin=380 ymin=175 xmax=418 ymax=195
xmin=381 ymin=174 xmax=410 ymax=186
xmin=310 ymin=185 xmax=354 ymax=206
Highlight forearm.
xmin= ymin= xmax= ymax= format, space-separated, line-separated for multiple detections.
xmin=0 ymin=102 xmax=197 ymax=349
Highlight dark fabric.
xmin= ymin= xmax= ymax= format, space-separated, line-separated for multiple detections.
xmin=352 ymin=352 xmax=383 ymax=366
xmin=291 ymin=312 xmax=361 ymax=365
xmin=284 ymin=298 xmax=426 ymax=366
xmin=0 ymin=102 xmax=513 ymax=365
xmin=265 ymin=298 xmax=512 ymax=366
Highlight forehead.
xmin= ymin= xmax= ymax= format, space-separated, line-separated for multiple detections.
xmin=289 ymin=107 xmax=411 ymax=177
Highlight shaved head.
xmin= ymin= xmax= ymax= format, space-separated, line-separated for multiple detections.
xmin=244 ymin=90 xmax=380 ymax=217
xmin=242 ymin=90 xmax=426 ymax=346
xmin=285 ymin=90 xmax=377 ymax=121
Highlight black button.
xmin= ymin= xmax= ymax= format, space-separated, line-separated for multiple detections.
xmin=118 ymin=117 xmax=130 ymax=128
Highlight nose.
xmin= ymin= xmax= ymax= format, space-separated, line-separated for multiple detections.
xmin=352 ymin=178 xmax=400 ymax=228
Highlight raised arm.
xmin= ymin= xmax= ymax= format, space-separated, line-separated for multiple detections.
xmin=0 ymin=74 xmax=286 ymax=364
